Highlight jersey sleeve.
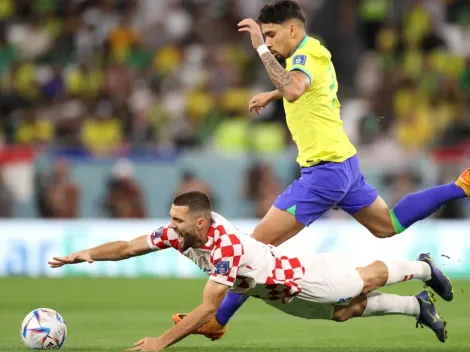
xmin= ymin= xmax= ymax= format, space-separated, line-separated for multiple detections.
xmin=289 ymin=48 xmax=314 ymax=83
xmin=147 ymin=225 xmax=180 ymax=251
xmin=209 ymin=234 xmax=244 ymax=287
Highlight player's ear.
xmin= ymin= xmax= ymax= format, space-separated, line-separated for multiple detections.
xmin=289 ymin=23 xmax=297 ymax=39
xmin=196 ymin=217 xmax=205 ymax=230
xmin=290 ymin=22 xmax=299 ymax=39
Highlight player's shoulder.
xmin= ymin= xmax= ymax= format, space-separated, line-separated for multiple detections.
xmin=210 ymin=211 xmax=244 ymax=236
xmin=294 ymin=37 xmax=331 ymax=62
xmin=148 ymin=225 xmax=180 ymax=250
xmin=210 ymin=212 xmax=245 ymax=249
xmin=151 ymin=224 xmax=177 ymax=238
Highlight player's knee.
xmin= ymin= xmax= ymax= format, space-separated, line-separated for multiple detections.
xmin=331 ymin=306 xmax=353 ymax=323
xmin=331 ymin=312 xmax=350 ymax=323
xmin=357 ymin=261 xmax=388 ymax=294
xmin=367 ymin=224 xmax=395 ymax=239
xmin=362 ymin=208 xmax=397 ymax=238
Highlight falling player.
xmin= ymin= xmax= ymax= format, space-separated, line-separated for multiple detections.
xmin=49 ymin=192 xmax=451 ymax=351
xmin=174 ymin=0 xmax=469 ymax=339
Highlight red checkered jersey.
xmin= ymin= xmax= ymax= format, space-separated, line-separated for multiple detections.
xmin=146 ymin=212 xmax=307 ymax=303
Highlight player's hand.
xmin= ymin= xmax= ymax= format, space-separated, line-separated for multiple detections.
xmin=48 ymin=250 xmax=94 ymax=268
xmin=249 ymin=92 xmax=274 ymax=115
xmin=126 ymin=337 xmax=164 ymax=351
xmin=238 ymin=18 xmax=264 ymax=49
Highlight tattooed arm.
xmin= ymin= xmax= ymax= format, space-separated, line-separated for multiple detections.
xmin=259 ymin=52 xmax=310 ymax=103
xmin=237 ymin=18 xmax=310 ymax=103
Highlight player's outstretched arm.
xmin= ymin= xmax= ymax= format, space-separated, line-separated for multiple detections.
xmin=48 ymin=235 xmax=152 ymax=268
xmin=126 ymin=280 xmax=229 ymax=351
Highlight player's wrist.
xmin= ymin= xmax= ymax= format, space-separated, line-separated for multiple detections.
xmin=256 ymin=44 xmax=270 ymax=56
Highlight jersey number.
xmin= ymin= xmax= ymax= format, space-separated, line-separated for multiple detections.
xmin=328 ymin=65 xmax=338 ymax=110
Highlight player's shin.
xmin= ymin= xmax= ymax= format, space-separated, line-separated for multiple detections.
xmin=214 ymin=292 xmax=249 ymax=326
xmin=382 ymin=259 xmax=431 ymax=286
xmin=361 ymin=292 xmax=420 ymax=318
xmin=390 ymin=183 xmax=466 ymax=233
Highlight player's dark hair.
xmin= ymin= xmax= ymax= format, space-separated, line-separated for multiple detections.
xmin=258 ymin=0 xmax=306 ymax=25
xmin=173 ymin=191 xmax=212 ymax=217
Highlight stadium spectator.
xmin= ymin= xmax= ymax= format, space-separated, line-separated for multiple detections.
xmin=15 ymin=108 xmax=54 ymax=148
xmin=0 ymin=164 xmax=13 ymax=218
xmin=102 ymin=159 xmax=146 ymax=218
xmin=107 ymin=16 xmax=140 ymax=63
xmin=42 ymin=159 xmax=80 ymax=219
xmin=81 ymin=100 xmax=122 ymax=156
xmin=174 ymin=170 xmax=215 ymax=207
xmin=243 ymin=161 xmax=282 ymax=219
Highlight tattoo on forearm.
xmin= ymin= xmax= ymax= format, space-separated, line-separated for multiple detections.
xmin=260 ymin=52 xmax=293 ymax=93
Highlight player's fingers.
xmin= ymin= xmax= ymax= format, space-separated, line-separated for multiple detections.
xmin=238 ymin=18 xmax=255 ymax=26
xmin=125 ymin=347 xmax=140 ymax=351
xmin=52 ymin=256 xmax=66 ymax=261
xmin=49 ymin=265 xmax=63 ymax=269
xmin=48 ymin=261 xmax=64 ymax=268
xmin=134 ymin=339 xmax=145 ymax=346
xmin=238 ymin=27 xmax=251 ymax=33
xmin=256 ymin=107 xmax=262 ymax=115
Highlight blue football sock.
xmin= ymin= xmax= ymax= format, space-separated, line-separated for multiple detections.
xmin=214 ymin=292 xmax=249 ymax=326
xmin=390 ymin=183 xmax=466 ymax=233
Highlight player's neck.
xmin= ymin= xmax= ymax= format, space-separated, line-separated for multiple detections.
xmin=198 ymin=223 xmax=211 ymax=246
xmin=289 ymin=34 xmax=308 ymax=58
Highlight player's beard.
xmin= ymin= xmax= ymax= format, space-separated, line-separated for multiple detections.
xmin=178 ymin=231 xmax=199 ymax=251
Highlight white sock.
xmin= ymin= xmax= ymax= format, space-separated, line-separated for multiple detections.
xmin=362 ymin=291 xmax=420 ymax=318
xmin=382 ymin=260 xmax=432 ymax=285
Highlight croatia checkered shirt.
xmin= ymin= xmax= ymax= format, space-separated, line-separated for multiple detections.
xmin=147 ymin=212 xmax=306 ymax=303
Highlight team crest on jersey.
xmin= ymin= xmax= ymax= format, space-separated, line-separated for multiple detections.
xmin=215 ymin=261 xmax=230 ymax=275
xmin=293 ymin=54 xmax=306 ymax=65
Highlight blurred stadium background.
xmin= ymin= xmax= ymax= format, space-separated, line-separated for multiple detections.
xmin=2 ymin=0 xmax=470 ymax=350
xmin=0 ymin=0 xmax=468 ymax=220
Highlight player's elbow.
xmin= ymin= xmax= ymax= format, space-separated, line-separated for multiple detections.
xmin=122 ymin=241 xmax=136 ymax=259
xmin=284 ymin=87 xmax=303 ymax=103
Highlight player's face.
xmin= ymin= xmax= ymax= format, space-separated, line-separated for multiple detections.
xmin=261 ymin=23 xmax=293 ymax=60
xmin=169 ymin=205 xmax=205 ymax=251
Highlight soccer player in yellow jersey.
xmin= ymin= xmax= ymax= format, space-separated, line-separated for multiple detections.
xmin=173 ymin=0 xmax=470 ymax=339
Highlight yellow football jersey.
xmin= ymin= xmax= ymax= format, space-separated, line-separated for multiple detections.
xmin=284 ymin=36 xmax=356 ymax=167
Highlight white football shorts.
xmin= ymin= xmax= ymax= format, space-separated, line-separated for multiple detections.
xmin=262 ymin=253 xmax=364 ymax=320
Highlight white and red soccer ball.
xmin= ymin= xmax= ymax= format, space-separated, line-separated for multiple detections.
xmin=21 ymin=308 xmax=67 ymax=349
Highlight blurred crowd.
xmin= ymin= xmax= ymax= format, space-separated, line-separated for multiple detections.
xmin=344 ymin=0 xmax=470 ymax=154
xmin=0 ymin=0 xmax=307 ymax=154
xmin=0 ymin=0 xmax=469 ymax=219
xmin=340 ymin=0 xmax=470 ymax=219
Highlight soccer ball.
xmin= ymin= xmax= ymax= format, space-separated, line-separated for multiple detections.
xmin=20 ymin=308 xmax=67 ymax=350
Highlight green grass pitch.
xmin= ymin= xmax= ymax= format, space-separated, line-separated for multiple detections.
xmin=1 ymin=277 xmax=469 ymax=352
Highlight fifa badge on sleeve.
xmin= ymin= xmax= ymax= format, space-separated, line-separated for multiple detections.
xmin=215 ymin=261 xmax=230 ymax=275
xmin=151 ymin=227 xmax=164 ymax=240
xmin=293 ymin=54 xmax=307 ymax=65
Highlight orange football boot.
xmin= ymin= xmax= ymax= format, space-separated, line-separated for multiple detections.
xmin=456 ymin=169 xmax=470 ymax=196
xmin=171 ymin=314 xmax=227 ymax=341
